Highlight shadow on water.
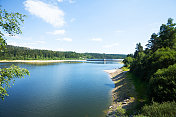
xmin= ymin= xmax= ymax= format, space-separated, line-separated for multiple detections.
xmin=104 ymin=84 xmax=115 ymax=88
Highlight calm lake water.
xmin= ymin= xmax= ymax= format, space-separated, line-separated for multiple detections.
xmin=0 ymin=61 xmax=123 ymax=117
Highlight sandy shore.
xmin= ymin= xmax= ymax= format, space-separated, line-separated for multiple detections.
xmin=104 ymin=69 xmax=123 ymax=78
xmin=104 ymin=69 xmax=137 ymax=117
xmin=0 ymin=60 xmax=86 ymax=63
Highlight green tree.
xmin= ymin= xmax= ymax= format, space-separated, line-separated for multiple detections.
xmin=146 ymin=18 xmax=176 ymax=52
xmin=134 ymin=42 xmax=144 ymax=58
xmin=0 ymin=8 xmax=29 ymax=100
xmin=150 ymin=63 xmax=176 ymax=102
xmin=123 ymin=56 xmax=134 ymax=67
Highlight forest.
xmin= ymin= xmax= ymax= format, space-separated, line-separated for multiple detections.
xmin=0 ymin=45 xmax=126 ymax=60
xmin=123 ymin=18 xmax=176 ymax=116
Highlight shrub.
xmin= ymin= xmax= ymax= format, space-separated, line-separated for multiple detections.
xmin=149 ymin=64 xmax=176 ymax=102
xmin=116 ymin=107 xmax=126 ymax=116
xmin=139 ymin=101 xmax=176 ymax=117
xmin=123 ymin=56 xmax=134 ymax=67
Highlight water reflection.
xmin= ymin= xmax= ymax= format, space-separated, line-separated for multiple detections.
xmin=0 ymin=61 xmax=123 ymax=117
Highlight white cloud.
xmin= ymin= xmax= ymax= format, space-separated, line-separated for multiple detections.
xmin=57 ymin=0 xmax=63 ymax=2
xmin=24 ymin=0 xmax=65 ymax=27
xmin=47 ymin=30 xmax=65 ymax=35
xmin=69 ymin=0 xmax=75 ymax=3
xmin=63 ymin=38 xmax=72 ymax=42
xmin=103 ymin=43 xmax=119 ymax=48
xmin=8 ymin=41 xmax=46 ymax=47
xmin=91 ymin=38 xmax=102 ymax=42
xmin=7 ymin=42 xmax=36 ymax=49
xmin=56 ymin=48 xmax=65 ymax=51
xmin=56 ymin=37 xmax=72 ymax=42
xmin=57 ymin=0 xmax=75 ymax=4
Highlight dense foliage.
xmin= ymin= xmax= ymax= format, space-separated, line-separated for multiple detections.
xmin=123 ymin=54 xmax=134 ymax=67
xmin=123 ymin=18 xmax=176 ymax=102
xmin=0 ymin=65 xmax=29 ymax=100
xmin=123 ymin=18 xmax=176 ymax=116
xmin=139 ymin=101 xmax=176 ymax=117
xmin=0 ymin=8 xmax=29 ymax=100
xmin=0 ymin=45 xmax=126 ymax=60
xmin=150 ymin=64 xmax=176 ymax=102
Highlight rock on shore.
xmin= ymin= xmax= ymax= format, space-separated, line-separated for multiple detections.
xmin=104 ymin=69 xmax=137 ymax=117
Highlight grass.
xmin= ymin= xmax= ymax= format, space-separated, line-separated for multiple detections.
xmin=119 ymin=67 xmax=176 ymax=116
xmin=121 ymin=66 xmax=130 ymax=71
xmin=139 ymin=101 xmax=176 ymax=117
xmin=126 ymin=72 xmax=148 ymax=102
xmin=116 ymin=106 xmax=126 ymax=116
xmin=125 ymin=72 xmax=149 ymax=115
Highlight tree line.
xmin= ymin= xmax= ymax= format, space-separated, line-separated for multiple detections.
xmin=0 ymin=45 xmax=126 ymax=60
xmin=123 ymin=18 xmax=176 ymax=116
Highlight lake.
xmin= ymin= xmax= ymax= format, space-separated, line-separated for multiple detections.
xmin=0 ymin=61 xmax=123 ymax=117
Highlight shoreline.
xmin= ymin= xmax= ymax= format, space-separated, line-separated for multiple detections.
xmin=104 ymin=69 xmax=137 ymax=116
xmin=0 ymin=60 xmax=86 ymax=63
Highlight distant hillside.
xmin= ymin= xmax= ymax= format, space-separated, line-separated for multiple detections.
xmin=0 ymin=45 xmax=126 ymax=60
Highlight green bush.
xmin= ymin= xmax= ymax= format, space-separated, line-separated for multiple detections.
xmin=150 ymin=48 xmax=176 ymax=72
xmin=139 ymin=101 xmax=176 ymax=117
xmin=150 ymin=64 xmax=176 ymax=102
xmin=123 ymin=56 xmax=134 ymax=67
xmin=116 ymin=107 xmax=126 ymax=116
xmin=132 ymin=48 xmax=176 ymax=81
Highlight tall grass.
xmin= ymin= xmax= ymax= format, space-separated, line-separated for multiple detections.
xmin=126 ymin=72 xmax=149 ymax=105
xmin=138 ymin=101 xmax=176 ymax=117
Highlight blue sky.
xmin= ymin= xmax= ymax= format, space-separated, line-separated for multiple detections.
xmin=1 ymin=0 xmax=176 ymax=54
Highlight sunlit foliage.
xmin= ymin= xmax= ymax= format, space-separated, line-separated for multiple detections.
xmin=0 ymin=8 xmax=29 ymax=100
